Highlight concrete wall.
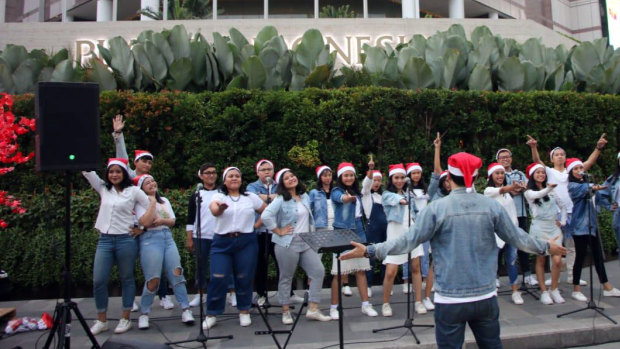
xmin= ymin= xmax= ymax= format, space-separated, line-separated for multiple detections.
xmin=551 ymin=0 xmax=602 ymax=42
xmin=0 ymin=18 xmax=579 ymax=67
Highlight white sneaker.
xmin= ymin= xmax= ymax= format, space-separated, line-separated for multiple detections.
xmin=290 ymin=294 xmax=305 ymax=304
xmin=138 ymin=315 xmax=149 ymax=330
xmin=282 ymin=311 xmax=293 ymax=325
xmin=603 ymin=287 xmax=620 ymax=297
xmin=257 ymin=296 xmax=267 ymax=306
xmin=114 ymin=318 xmax=132 ymax=334
xmin=227 ymin=292 xmax=237 ymax=307
xmin=367 ymin=287 xmax=373 ymax=298
xmin=415 ymin=301 xmax=427 ymax=314
xmin=131 ymin=301 xmax=140 ymax=312
xmin=89 ymin=320 xmax=108 ymax=335
xmin=567 ymin=277 xmax=588 ymax=286
xmin=361 ymin=304 xmax=378 ymax=317
xmin=239 ymin=313 xmax=251 ymax=327
xmin=540 ymin=291 xmax=553 ymax=305
xmin=382 ymin=303 xmax=393 ymax=317
xmin=512 ymin=291 xmax=524 ymax=305
xmin=306 ymin=308 xmax=331 ymax=321
xmin=181 ymin=309 xmax=195 ymax=325
xmin=402 ymin=283 xmax=410 ymax=294
xmin=545 ymin=278 xmax=551 ymax=286
xmin=202 ymin=316 xmax=216 ymax=330
xmin=571 ymin=291 xmax=588 ymax=302
xmin=342 ymin=285 xmax=353 ymax=296
xmin=330 ymin=308 xmax=339 ymax=320
xmin=496 ymin=279 xmax=500 ymax=288
xmin=189 ymin=294 xmax=205 ymax=307
xmin=550 ymin=288 xmax=565 ymax=304
xmin=422 ymin=297 xmax=435 ymax=311
xmin=160 ymin=295 xmax=174 ymax=310
xmin=527 ymin=275 xmax=539 ymax=286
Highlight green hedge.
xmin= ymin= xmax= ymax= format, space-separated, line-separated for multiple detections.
xmin=1 ymin=87 xmax=619 ymax=292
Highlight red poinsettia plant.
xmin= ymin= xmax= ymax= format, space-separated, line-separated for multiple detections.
xmin=0 ymin=93 xmax=35 ymax=228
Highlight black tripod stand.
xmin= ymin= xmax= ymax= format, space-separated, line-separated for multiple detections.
xmin=167 ymin=185 xmax=233 ymax=347
xmin=557 ymin=175 xmax=617 ymax=324
xmin=372 ymin=182 xmax=433 ymax=343
xmin=43 ymin=172 xmax=100 ymax=349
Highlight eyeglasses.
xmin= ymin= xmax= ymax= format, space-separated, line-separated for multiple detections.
xmin=498 ymin=156 xmax=512 ymax=160
xmin=202 ymin=171 xmax=217 ymax=175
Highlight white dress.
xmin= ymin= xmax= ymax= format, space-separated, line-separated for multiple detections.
xmin=383 ymin=202 xmax=424 ymax=265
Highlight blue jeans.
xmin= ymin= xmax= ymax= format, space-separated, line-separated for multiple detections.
xmin=207 ymin=233 xmax=258 ymax=315
xmin=93 ymin=234 xmax=138 ymax=313
xmin=498 ymin=244 xmax=518 ymax=286
xmin=434 ymin=297 xmax=502 ymax=349
xmin=139 ymin=228 xmax=190 ymax=314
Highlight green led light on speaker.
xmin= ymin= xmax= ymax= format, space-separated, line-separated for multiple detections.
xmin=69 ymin=154 xmax=75 ymax=160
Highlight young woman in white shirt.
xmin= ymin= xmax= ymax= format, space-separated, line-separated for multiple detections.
xmin=83 ymin=158 xmax=156 ymax=335
xmin=484 ymin=163 xmax=525 ymax=305
xmin=203 ymin=167 xmax=266 ymax=330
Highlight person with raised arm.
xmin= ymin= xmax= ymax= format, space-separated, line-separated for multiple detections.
xmin=341 ymin=152 xmax=566 ymax=349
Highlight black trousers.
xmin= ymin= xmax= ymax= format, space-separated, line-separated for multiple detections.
xmin=573 ymin=234 xmax=608 ymax=285
xmin=255 ymin=231 xmax=278 ymax=297
xmin=516 ymin=216 xmax=531 ymax=275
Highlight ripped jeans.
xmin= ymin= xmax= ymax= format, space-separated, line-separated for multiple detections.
xmin=139 ymin=228 xmax=189 ymax=314
xmin=207 ymin=233 xmax=258 ymax=315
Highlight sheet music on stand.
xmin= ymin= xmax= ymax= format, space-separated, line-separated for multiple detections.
xmin=299 ymin=229 xmax=364 ymax=253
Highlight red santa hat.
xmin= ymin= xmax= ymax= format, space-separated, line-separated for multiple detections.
xmin=337 ymin=162 xmax=355 ymax=177
xmin=447 ymin=152 xmax=482 ymax=192
xmin=315 ymin=165 xmax=332 ymax=179
xmin=133 ymin=174 xmax=153 ymax=188
xmin=388 ymin=164 xmax=406 ymax=177
xmin=372 ymin=170 xmax=383 ymax=178
xmin=222 ymin=166 xmax=241 ymax=180
xmin=255 ymin=159 xmax=274 ymax=173
xmin=107 ymin=158 xmax=128 ymax=171
xmin=405 ymin=162 xmax=422 ymax=175
xmin=134 ymin=150 xmax=153 ymax=162
xmin=439 ymin=170 xmax=448 ymax=179
xmin=487 ymin=163 xmax=505 ymax=178
xmin=526 ymin=163 xmax=544 ymax=179
xmin=566 ymin=158 xmax=584 ymax=173
xmin=275 ymin=168 xmax=291 ymax=184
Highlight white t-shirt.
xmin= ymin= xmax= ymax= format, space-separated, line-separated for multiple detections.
xmin=361 ymin=176 xmax=383 ymax=219
xmin=211 ymin=192 xmax=263 ymax=234
xmin=326 ymin=200 xmax=335 ymax=230
xmin=136 ymin=197 xmax=175 ymax=232
xmin=293 ymin=201 xmax=311 ymax=234
xmin=412 ymin=188 xmax=430 ymax=212
xmin=545 ymin=167 xmax=573 ymax=214
xmin=186 ymin=189 xmax=218 ymax=239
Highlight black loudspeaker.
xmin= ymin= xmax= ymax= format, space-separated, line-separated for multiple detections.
xmin=101 ymin=338 xmax=173 ymax=349
xmin=35 ymin=82 xmax=101 ymax=172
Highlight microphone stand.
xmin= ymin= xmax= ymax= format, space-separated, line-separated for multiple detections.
xmin=167 ymin=186 xmax=233 ymax=348
xmin=557 ymin=174 xmax=617 ymax=324
xmin=372 ymin=182 xmax=433 ymax=343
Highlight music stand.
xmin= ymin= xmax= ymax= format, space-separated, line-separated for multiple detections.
xmin=557 ymin=176 xmax=617 ymax=324
xmin=299 ymin=229 xmax=363 ymax=349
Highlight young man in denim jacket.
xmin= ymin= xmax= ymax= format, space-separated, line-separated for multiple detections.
xmin=342 ymin=152 xmax=566 ymax=348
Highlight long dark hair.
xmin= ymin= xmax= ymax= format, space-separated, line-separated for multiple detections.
xmin=486 ymin=175 xmax=507 ymax=188
xmin=219 ymin=169 xmax=248 ymax=196
xmin=336 ymin=173 xmax=361 ymax=196
xmin=104 ymin=165 xmax=133 ymax=191
xmin=438 ymin=175 xmax=450 ymax=196
xmin=386 ymin=175 xmax=404 ymax=194
xmin=409 ymin=173 xmax=428 ymax=194
xmin=316 ymin=170 xmax=333 ymax=196
xmin=526 ymin=176 xmax=550 ymax=206
xmin=276 ymin=170 xmax=306 ymax=201
xmin=568 ymin=170 xmax=583 ymax=183
xmin=138 ymin=179 xmax=165 ymax=204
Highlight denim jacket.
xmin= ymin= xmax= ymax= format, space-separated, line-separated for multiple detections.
xmin=309 ymin=189 xmax=328 ymax=229
xmin=505 ymin=169 xmax=528 ymax=217
xmin=428 ymin=172 xmax=447 ymax=202
xmin=331 ymin=187 xmax=360 ymax=229
xmin=382 ymin=191 xmax=417 ymax=223
xmin=567 ymin=181 xmax=598 ymax=236
xmin=368 ymin=188 xmax=547 ymax=298
xmin=247 ymin=179 xmax=277 ymax=232
xmin=261 ymin=194 xmax=315 ymax=248
xmin=598 ymin=176 xmax=620 ymax=211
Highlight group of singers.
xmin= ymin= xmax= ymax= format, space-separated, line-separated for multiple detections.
xmin=82 ymin=115 xmax=620 ymax=335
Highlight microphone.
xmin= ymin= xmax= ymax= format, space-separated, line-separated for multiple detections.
xmin=266 ymin=177 xmax=273 ymax=186
xmin=196 ymin=183 xmax=203 ymax=193
xmin=405 ymin=177 xmax=412 ymax=189
xmin=579 ymin=171 xmax=592 ymax=179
